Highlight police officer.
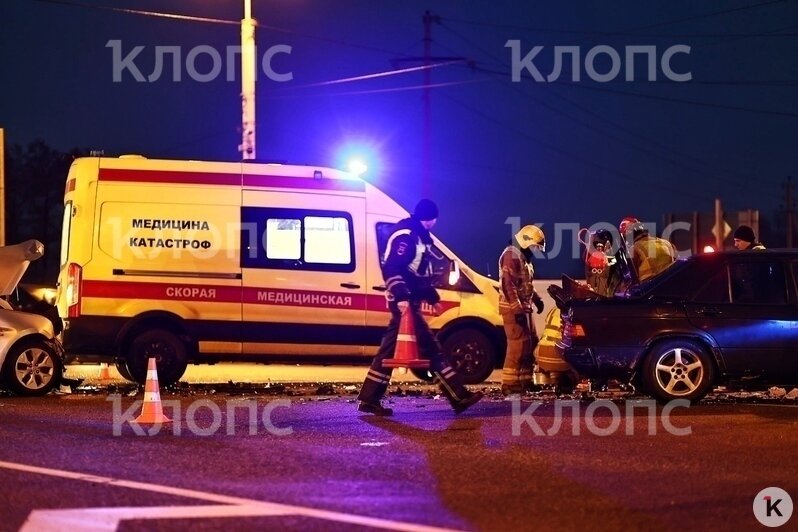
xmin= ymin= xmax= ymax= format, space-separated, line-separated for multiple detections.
xmin=357 ymin=199 xmax=483 ymax=416
xmin=733 ymin=225 xmax=766 ymax=250
xmin=499 ymin=225 xmax=545 ymax=395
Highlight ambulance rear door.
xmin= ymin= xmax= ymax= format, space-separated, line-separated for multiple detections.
xmin=241 ymin=190 xmax=367 ymax=357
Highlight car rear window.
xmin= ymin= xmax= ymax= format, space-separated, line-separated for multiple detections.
xmin=693 ymin=267 xmax=730 ymax=303
xmin=640 ymin=259 xmax=705 ymax=299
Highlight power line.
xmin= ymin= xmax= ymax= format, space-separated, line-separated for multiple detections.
xmin=263 ymin=77 xmax=491 ymax=99
xmin=438 ymin=92 xmax=712 ymax=201
xmin=547 ymin=76 xmax=798 ymax=118
xmin=312 ymin=78 xmax=491 ymax=97
xmin=436 ymin=22 xmax=785 ymax=193
xmin=30 ymin=0 xmax=238 ymax=24
xmin=283 ymin=60 xmax=465 ymax=90
xmin=601 ymin=0 xmax=793 ymax=37
xmin=690 ymin=22 xmax=798 ymax=49
xmin=443 ymin=0 xmax=794 ymax=39
xmin=440 ymin=18 xmax=798 ymax=88
xmin=28 ymin=0 xmax=415 ymax=58
xmin=470 ymin=63 xmax=798 ymax=119
xmin=446 ymin=17 xmax=798 ymax=39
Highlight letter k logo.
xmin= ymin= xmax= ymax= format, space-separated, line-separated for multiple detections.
xmin=755 ymin=488 xmax=792 ymax=527
xmin=765 ymin=496 xmax=784 ymax=518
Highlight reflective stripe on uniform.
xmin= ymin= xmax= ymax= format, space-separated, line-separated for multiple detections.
xmin=384 ymin=229 xmax=412 ymax=261
xmin=440 ymin=366 xmax=456 ymax=379
xmin=366 ymin=369 xmax=390 ymax=384
xmin=435 ymin=372 xmax=462 ymax=402
xmin=386 ymin=276 xmax=406 ymax=290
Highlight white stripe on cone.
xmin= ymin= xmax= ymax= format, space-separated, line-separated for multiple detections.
xmin=143 ymin=392 xmax=161 ymax=403
xmin=134 ymin=358 xmax=172 ymax=424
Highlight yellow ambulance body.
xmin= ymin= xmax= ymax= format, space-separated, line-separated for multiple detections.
xmin=56 ymin=156 xmax=505 ymax=385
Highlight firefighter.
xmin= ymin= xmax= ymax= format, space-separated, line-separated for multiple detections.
xmin=357 ymin=199 xmax=483 ymax=416
xmin=629 ymin=221 xmax=677 ymax=282
xmin=499 ymin=225 xmax=545 ymax=395
xmin=585 ymin=229 xmax=616 ymax=297
xmin=618 ymin=216 xmax=640 ymax=249
xmin=733 ymin=225 xmax=766 ymax=250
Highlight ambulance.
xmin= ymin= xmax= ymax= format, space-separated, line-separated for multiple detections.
xmin=56 ymin=156 xmax=506 ymax=385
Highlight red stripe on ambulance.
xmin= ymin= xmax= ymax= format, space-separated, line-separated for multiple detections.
xmin=82 ymin=281 xmax=241 ymax=302
xmin=82 ymin=281 xmax=460 ymax=315
xmin=243 ymin=288 xmax=367 ymax=309
xmin=242 ymin=174 xmax=364 ymax=192
xmin=99 ymin=169 xmax=241 ymax=186
xmin=98 ymin=168 xmax=365 ymax=192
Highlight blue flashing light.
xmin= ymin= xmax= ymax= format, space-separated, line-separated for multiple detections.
xmin=334 ymin=141 xmax=383 ymax=180
xmin=348 ymin=159 xmax=368 ymax=176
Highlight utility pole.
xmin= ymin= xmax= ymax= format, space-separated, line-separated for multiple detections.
xmin=240 ymin=0 xmax=256 ymax=160
xmin=393 ymin=11 xmax=468 ymax=197
xmin=783 ymin=176 xmax=795 ymax=248
xmin=0 ymin=128 xmax=5 ymax=246
xmin=714 ymin=198 xmax=723 ymax=250
xmin=422 ymin=10 xmax=435 ymax=196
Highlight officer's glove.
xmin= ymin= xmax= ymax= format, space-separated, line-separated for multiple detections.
xmin=532 ymin=294 xmax=544 ymax=314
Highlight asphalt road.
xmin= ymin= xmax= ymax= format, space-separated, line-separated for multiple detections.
xmin=1 ymin=386 xmax=797 ymax=531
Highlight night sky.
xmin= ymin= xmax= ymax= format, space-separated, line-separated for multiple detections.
xmin=1 ymin=0 xmax=797 ymax=278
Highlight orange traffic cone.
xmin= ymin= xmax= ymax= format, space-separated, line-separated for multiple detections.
xmin=383 ymin=307 xmax=430 ymax=369
xmin=134 ymin=358 xmax=172 ymax=424
xmin=98 ymin=363 xmax=112 ymax=380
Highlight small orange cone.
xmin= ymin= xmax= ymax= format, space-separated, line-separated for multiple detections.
xmin=383 ymin=307 xmax=430 ymax=369
xmin=98 ymin=363 xmax=112 ymax=380
xmin=134 ymin=358 xmax=172 ymax=424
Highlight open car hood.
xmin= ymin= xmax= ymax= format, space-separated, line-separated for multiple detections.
xmin=0 ymin=240 xmax=44 ymax=296
xmin=548 ymin=274 xmax=608 ymax=309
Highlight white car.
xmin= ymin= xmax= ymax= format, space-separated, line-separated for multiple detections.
xmin=0 ymin=240 xmax=63 ymax=396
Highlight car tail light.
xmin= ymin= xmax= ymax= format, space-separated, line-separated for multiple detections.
xmin=564 ymin=322 xmax=586 ymax=338
xmin=66 ymin=263 xmax=82 ymax=318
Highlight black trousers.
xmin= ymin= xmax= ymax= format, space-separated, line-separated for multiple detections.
xmin=358 ymin=301 xmax=470 ymax=405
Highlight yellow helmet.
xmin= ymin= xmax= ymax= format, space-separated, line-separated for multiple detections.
xmin=515 ymin=225 xmax=546 ymax=251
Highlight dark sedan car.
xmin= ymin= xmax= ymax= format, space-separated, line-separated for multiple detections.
xmin=553 ymin=250 xmax=798 ymax=402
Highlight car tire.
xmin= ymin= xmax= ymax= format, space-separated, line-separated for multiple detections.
xmin=442 ymin=329 xmax=496 ymax=385
xmin=124 ymin=329 xmax=188 ymax=387
xmin=2 ymin=339 xmax=62 ymax=396
xmin=642 ymin=339 xmax=715 ymax=403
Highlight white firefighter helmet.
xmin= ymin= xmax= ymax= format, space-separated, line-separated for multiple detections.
xmin=515 ymin=225 xmax=546 ymax=251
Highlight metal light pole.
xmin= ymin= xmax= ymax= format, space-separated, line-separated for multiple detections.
xmin=240 ymin=0 xmax=256 ymax=160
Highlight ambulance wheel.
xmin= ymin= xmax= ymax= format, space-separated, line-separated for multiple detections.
xmin=2 ymin=339 xmax=62 ymax=396
xmin=443 ymin=329 xmax=495 ymax=385
xmin=410 ymin=369 xmax=435 ymax=382
xmin=114 ymin=359 xmax=135 ymax=382
xmin=125 ymin=329 xmax=188 ymax=387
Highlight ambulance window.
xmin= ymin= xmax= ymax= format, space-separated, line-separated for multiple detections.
xmin=304 ymin=216 xmax=351 ymax=265
xmin=241 ymin=207 xmax=355 ymax=273
xmin=265 ymin=219 xmax=301 ymax=260
xmin=60 ymin=202 xmax=72 ymax=267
